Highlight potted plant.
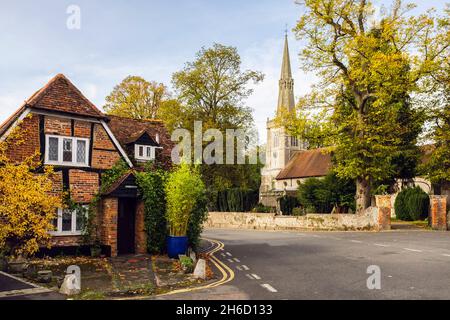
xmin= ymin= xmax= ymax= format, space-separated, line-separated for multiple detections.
xmin=165 ymin=164 xmax=205 ymax=259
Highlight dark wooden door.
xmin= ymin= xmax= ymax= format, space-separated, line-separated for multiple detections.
xmin=117 ymin=198 xmax=136 ymax=255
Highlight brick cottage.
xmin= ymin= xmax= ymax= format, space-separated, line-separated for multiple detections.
xmin=0 ymin=74 xmax=174 ymax=256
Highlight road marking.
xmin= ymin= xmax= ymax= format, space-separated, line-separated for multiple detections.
xmin=312 ymin=235 xmax=321 ymax=238
xmin=0 ymin=287 xmax=51 ymax=298
xmin=246 ymin=274 xmax=255 ymax=280
xmin=227 ymin=258 xmax=234 ymax=263
xmin=261 ymin=284 xmax=278 ymax=293
xmin=251 ymin=274 xmax=261 ymax=280
xmin=221 ymin=253 xmax=226 ymax=257
xmin=404 ymin=248 xmax=423 ymax=252
xmin=226 ymin=252 xmax=232 ymax=256
xmin=121 ymin=238 xmax=235 ymax=300
xmin=374 ymin=243 xmax=390 ymax=247
xmin=233 ymin=258 xmax=241 ymax=263
xmin=441 ymin=254 xmax=450 ymax=257
xmin=351 ymin=240 xmax=363 ymax=243
xmin=242 ymin=265 xmax=250 ymax=271
xmin=236 ymin=266 xmax=243 ymax=271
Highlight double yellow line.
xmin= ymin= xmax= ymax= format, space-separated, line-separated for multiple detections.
xmin=154 ymin=238 xmax=235 ymax=297
xmin=115 ymin=238 xmax=234 ymax=300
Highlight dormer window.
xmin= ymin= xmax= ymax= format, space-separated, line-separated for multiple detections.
xmin=135 ymin=144 xmax=155 ymax=161
xmin=45 ymin=135 xmax=89 ymax=166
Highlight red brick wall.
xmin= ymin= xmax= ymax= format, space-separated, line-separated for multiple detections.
xmin=74 ymin=120 xmax=91 ymax=138
xmin=69 ymin=170 xmax=99 ymax=203
xmin=100 ymin=197 xmax=118 ymax=257
xmin=50 ymin=236 xmax=82 ymax=247
xmin=44 ymin=116 xmax=71 ymax=136
xmin=430 ymin=195 xmax=447 ymax=231
xmin=4 ymin=114 xmax=40 ymax=163
xmin=93 ymin=124 xmax=115 ymax=150
xmin=135 ymin=200 xmax=147 ymax=254
xmin=92 ymin=149 xmax=122 ymax=169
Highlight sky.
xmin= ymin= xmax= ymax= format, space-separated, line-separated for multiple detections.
xmin=0 ymin=0 xmax=447 ymax=143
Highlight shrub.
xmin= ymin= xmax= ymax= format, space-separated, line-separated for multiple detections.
xmin=292 ymin=207 xmax=306 ymax=216
xmin=279 ymin=196 xmax=300 ymax=215
xmin=180 ymin=256 xmax=194 ymax=273
xmin=214 ymin=188 xmax=259 ymax=212
xmin=187 ymin=193 xmax=208 ymax=250
xmin=136 ymin=170 xmax=167 ymax=254
xmin=297 ymin=173 xmax=356 ymax=213
xmin=394 ymin=187 xmax=429 ymax=221
xmin=165 ymin=164 xmax=205 ymax=236
xmin=252 ymin=203 xmax=275 ymax=213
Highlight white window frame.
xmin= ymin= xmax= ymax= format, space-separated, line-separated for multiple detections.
xmin=49 ymin=207 xmax=87 ymax=236
xmin=134 ymin=144 xmax=158 ymax=161
xmin=45 ymin=135 xmax=90 ymax=167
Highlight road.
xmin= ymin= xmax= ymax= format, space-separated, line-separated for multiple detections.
xmin=0 ymin=271 xmax=64 ymax=300
xmin=160 ymin=228 xmax=450 ymax=300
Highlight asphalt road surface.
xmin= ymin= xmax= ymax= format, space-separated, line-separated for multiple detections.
xmin=162 ymin=228 xmax=450 ymax=300
xmin=0 ymin=272 xmax=64 ymax=300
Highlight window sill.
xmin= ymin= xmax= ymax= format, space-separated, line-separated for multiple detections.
xmin=45 ymin=162 xmax=89 ymax=168
xmin=49 ymin=232 xmax=82 ymax=237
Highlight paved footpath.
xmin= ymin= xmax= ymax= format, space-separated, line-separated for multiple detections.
xmin=158 ymin=229 xmax=450 ymax=300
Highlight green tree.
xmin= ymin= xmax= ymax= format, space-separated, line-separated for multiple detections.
xmin=281 ymin=0 xmax=448 ymax=211
xmin=297 ymin=173 xmax=356 ymax=213
xmin=170 ymin=44 xmax=264 ymax=192
xmin=172 ymin=43 xmax=264 ymax=131
xmin=165 ymin=164 xmax=205 ymax=237
xmin=104 ymin=76 xmax=169 ymax=120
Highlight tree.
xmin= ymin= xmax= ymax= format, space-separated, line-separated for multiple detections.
xmin=282 ymin=0 xmax=449 ymax=211
xmin=297 ymin=173 xmax=356 ymax=213
xmin=172 ymin=43 xmax=264 ymax=132
xmin=421 ymin=5 xmax=450 ymax=188
xmin=104 ymin=76 xmax=169 ymax=120
xmin=0 ymin=123 xmax=60 ymax=257
xmin=170 ymin=44 xmax=264 ymax=192
xmin=165 ymin=164 xmax=205 ymax=237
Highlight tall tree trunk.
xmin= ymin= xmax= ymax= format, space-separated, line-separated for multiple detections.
xmin=356 ymin=177 xmax=371 ymax=213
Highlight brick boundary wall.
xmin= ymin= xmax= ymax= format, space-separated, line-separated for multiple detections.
xmin=430 ymin=195 xmax=448 ymax=231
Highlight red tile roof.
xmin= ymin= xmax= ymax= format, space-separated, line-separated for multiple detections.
xmin=107 ymin=114 xmax=173 ymax=151
xmin=276 ymin=148 xmax=332 ymax=180
xmin=26 ymin=74 xmax=106 ymax=119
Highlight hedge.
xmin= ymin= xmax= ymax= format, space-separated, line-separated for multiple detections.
xmin=394 ymin=187 xmax=429 ymax=221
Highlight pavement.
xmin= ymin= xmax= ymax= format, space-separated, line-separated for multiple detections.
xmin=160 ymin=228 xmax=450 ymax=300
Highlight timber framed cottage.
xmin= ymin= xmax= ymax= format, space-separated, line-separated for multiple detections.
xmin=0 ymin=74 xmax=173 ymax=256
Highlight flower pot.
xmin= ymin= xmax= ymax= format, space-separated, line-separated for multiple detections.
xmin=167 ymin=236 xmax=188 ymax=259
xmin=7 ymin=258 xmax=28 ymax=274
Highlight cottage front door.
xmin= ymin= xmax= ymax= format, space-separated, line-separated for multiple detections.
xmin=117 ymin=198 xmax=136 ymax=255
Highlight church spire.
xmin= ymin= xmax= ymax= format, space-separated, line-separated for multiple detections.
xmin=277 ymin=34 xmax=295 ymax=114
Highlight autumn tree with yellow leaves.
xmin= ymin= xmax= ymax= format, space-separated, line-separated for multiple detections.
xmin=280 ymin=0 xmax=449 ymax=211
xmin=0 ymin=123 xmax=60 ymax=257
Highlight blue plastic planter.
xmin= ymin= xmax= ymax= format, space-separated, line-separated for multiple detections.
xmin=167 ymin=235 xmax=188 ymax=259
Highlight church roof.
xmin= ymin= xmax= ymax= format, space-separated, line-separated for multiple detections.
xmin=276 ymin=148 xmax=332 ymax=180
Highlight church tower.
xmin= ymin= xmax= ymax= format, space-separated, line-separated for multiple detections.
xmin=260 ymin=34 xmax=304 ymax=206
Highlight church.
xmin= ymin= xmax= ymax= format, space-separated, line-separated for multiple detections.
xmin=259 ymin=35 xmax=332 ymax=207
